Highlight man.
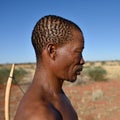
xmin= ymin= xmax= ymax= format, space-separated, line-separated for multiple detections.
xmin=15 ymin=15 xmax=85 ymax=120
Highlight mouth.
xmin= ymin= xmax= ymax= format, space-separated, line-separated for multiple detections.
xmin=75 ymin=67 xmax=83 ymax=75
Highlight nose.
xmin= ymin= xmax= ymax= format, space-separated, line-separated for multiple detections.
xmin=80 ymin=55 xmax=85 ymax=65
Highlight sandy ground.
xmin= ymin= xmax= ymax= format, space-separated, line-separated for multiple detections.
xmin=1 ymin=79 xmax=120 ymax=120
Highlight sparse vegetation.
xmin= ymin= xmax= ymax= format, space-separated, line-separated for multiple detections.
xmin=0 ymin=68 xmax=10 ymax=84
xmin=13 ymin=68 xmax=28 ymax=84
xmin=85 ymin=66 xmax=107 ymax=81
xmin=0 ymin=67 xmax=27 ymax=84
xmin=89 ymin=61 xmax=95 ymax=66
xmin=101 ymin=61 xmax=106 ymax=65
xmin=0 ymin=61 xmax=120 ymax=85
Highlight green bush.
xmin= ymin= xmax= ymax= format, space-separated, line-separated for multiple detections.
xmin=14 ymin=68 xmax=28 ymax=84
xmin=101 ymin=61 xmax=106 ymax=65
xmin=85 ymin=66 xmax=107 ymax=81
xmin=0 ymin=68 xmax=27 ymax=84
xmin=0 ymin=68 xmax=10 ymax=84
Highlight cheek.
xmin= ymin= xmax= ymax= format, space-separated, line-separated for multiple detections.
xmin=55 ymin=49 xmax=77 ymax=75
xmin=55 ymin=56 xmax=73 ymax=75
xmin=56 ymin=51 xmax=73 ymax=68
xmin=73 ymin=54 xmax=82 ymax=65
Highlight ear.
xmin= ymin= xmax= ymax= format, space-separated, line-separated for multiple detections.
xmin=46 ymin=43 xmax=57 ymax=60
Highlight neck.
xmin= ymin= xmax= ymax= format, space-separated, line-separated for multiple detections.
xmin=31 ymin=63 xmax=64 ymax=96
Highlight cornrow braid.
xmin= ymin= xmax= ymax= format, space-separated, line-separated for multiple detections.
xmin=31 ymin=15 xmax=82 ymax=59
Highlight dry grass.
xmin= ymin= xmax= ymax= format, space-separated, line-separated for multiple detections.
xmin=83 ymin=61 xmax=120 ymax=81
xmin=0 ymin=61 xmax=120 ymax=85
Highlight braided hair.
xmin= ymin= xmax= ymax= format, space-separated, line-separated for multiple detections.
xmin=32 ymin=15 xmax=82 ymax=59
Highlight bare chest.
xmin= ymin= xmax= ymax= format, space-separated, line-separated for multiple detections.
xmin=53 ymin=95 xmax=78 ymax=120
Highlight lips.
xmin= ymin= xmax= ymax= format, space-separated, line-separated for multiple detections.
xmin=76 ymin=71 xmax=81 ymax=75
xmin=75 ymin=67 xmax=83 ymax=75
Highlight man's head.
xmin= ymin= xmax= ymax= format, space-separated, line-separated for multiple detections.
xmin=32 ymin=15 xmax=82 ymax=61
xmin=32 ymin=15 xmax=85 ymax=82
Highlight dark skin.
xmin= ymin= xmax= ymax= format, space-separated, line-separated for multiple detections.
xmin=14 ymin=29 xmax=85 ymax=120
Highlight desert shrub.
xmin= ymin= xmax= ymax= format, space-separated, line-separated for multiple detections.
xmin=89 ymin=62 xmax=95 ymax=66
xmin=0 ymin=68 xmax=10 ymax=84
xmin=0 ymin=68 xmax=27 ymax=84
xmin=85 ymin=66 xmax=107 ymax=81
xmin=101 ymin=61 xmax=106 ymax=65
xmin=13 ymin=68 xmax=28 ymax=84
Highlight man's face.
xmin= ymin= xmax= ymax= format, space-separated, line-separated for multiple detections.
xmin=54 ymin=30 xmax=85 ymax=82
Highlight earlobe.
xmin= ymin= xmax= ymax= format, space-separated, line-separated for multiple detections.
xmin=47 ymin=44 xmax=56 ymax=60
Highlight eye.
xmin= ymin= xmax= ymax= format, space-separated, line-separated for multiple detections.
xmin=79 ymin=53 xmax=82 ymax=59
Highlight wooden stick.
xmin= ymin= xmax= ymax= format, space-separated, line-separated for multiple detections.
xmin=5 ymin=64 xmax=15 ymax=120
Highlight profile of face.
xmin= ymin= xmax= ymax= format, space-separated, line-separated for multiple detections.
xmin=53 ymin=29 xmax=85 ymax=82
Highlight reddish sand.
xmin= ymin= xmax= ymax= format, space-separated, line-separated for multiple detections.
xmin=0 ymin=79 xmax=120 ymax=120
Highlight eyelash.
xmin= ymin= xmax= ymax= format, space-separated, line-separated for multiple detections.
xmin=79 ymin=53 xmax=82 ymax=57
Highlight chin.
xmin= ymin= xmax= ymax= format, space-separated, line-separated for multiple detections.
xmin=66 ymin=76 xmax=77 ymax=83
xmin=71 ymin=79 xmax=77 ymax=83
xmin=70 ymin=80 xmax=76 ymax=83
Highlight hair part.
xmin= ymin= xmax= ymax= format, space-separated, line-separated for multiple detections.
xmin=31 ymin=15 xmax=82 ymax=60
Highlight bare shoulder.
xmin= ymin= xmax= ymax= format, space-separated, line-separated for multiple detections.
xmin=15 ymin=102 xmax=62 ymax=120
xmin=14 ymin=88 xmax=63 ymax=120
xmin=28 ymin=104 xmax=62 ymax=120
